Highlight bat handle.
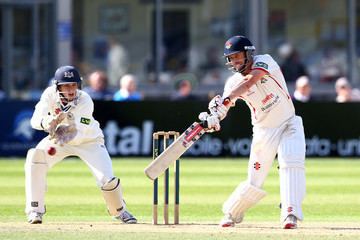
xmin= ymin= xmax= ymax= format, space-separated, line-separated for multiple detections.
xmin=200 ymin=120 xmax=208 ymax=128
xmin=200 ymin=97 xmax=231 ymax=129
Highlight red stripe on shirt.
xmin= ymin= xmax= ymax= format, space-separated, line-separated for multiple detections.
xmin=248 ymin=101 xmax=257 ymax=119
xmin=239 ymin=95 xmax=257 ymax=119
xmin=267 ymin=75 xmax=291 ymax=99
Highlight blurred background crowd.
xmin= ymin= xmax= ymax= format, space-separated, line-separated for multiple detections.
xmin=0 ymin=0 xmax=360 ymax=102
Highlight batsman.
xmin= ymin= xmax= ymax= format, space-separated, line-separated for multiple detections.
xmin=25 ymin=66 xmax=137 ymax=224
xmin=200 ymin=35 xmax=306 ymax=229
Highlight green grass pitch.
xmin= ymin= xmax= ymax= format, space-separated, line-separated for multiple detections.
xmin=0 ymin=158 xmax=359 ymax=240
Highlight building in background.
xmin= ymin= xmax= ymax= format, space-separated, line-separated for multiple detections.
xmin=0 ymin=0 xmax=359 ymax=100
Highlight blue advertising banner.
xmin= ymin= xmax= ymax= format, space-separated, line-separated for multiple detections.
xmin=0 ymin=101 xmax=46 ymax=157
xmin=0 ymin=100 xmax=359 ymax=157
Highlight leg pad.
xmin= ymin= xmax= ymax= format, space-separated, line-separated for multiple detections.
xmin=222 ymin=182 xmax=266 ymax=222
xmin=101 ymin=177 xmax=125 ymax=216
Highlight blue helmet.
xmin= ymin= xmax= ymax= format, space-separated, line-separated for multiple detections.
xmin=53 ymin=66 xmax=82 ymax=111
xmin=223 ymin=36 xmax=255 ymax=73
xmin=54 ymin=65 xmax=82 ymax=89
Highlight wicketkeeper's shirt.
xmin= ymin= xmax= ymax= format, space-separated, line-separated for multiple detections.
xmin=223 ymin=54 xmax=295 ymax=128
xmin=31 ymin=86 xmax=104 ymax=145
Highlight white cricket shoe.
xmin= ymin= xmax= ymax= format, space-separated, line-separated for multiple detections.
xmin=220 ymin=213 xmax=244 ymax=227
xmin=115 ymin=210 xmax=137 ymax=224
xmin=283 ymin=214 xmax=297 ymax=229
xmin=27 ymin=212 xmax=43 ymax=224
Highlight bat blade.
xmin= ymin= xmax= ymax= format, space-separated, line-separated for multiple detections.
xmin=144 ymin=122 xmax=206 ymax=180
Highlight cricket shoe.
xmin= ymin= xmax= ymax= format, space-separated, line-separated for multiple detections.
xmin=27 ymin=212 xmax=43 ymax=224
xmin=115 ymin=210 xmax=137 ymax=224
xmin=282 ymin=214 xmax=297 ymax=229
xmin=220 ymin=213 xmax=244 ymax=227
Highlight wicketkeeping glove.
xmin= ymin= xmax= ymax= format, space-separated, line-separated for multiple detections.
xmin=51 ymin=124 xmax=77 ymax=145
xmin=208 ymin=95 xmax=228 ymax=121
xmin=198 ymin=112 xmax=221 ymax=133
xmin=42 ymin=112 xmax=67 ymax=136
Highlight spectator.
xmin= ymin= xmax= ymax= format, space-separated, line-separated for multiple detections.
xmin=107 ymin=37 xmax=129 ymax=88
xmin=319 ymin=49 xmax=344 ymax=82
xmin=83 ymin=71 xmax=114 ymax=100
xmin=113 ymin=74 xmax=142 ymax=101
xmin=278 ymin=43 xmax=307 ymax=82
xmin=335 ymin=77 xmax=360 ymax=102
xmin=171 ymin=79 xmax=199 ymax=101
xmin=293 ymin=76 xmax=312 ymax=102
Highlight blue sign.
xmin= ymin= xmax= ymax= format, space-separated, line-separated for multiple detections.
xmin=57 ymin=21 xmax=72 ymax=41
xmin=0 ymin=101 xmax=46 ymax=157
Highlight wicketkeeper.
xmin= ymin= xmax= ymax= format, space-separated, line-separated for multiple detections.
xmin=200 ymin=35 xmax=306 ymax=229
xmin=25 ymin=66 xmax=137 ymax=224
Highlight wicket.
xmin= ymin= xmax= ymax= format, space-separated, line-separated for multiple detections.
xmin=152 ymin=131 xmax=180 ymax=225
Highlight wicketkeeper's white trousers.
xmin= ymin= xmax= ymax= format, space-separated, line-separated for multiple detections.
xmin=25 ymin=137 xmax=115 ymax=214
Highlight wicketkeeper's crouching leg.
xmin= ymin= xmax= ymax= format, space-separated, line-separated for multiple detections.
xmin=221 ymin=182 xmax=266 ymax=227
xmin=101 ymin=177 xmax=137 ymax=224
xmin=25 ymin=148 xmax=48 ymax=224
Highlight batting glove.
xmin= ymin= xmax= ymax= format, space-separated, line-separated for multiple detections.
xmin=198 ymin=112 xmax=221 ymax=133
xmin=208 ymin=95 xmax=228 ymax=121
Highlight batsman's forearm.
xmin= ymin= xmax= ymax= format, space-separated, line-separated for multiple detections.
xmin=225 ymin=80 xmax=253 ymax=102
xmin=224 ymin=70 xmax=265 ymax=101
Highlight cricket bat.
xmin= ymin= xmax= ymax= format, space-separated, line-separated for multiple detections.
xmin=144 ymin=98 xmax=231 ymax=180
xmin=144 ymin=121 xmax=207 ymax=180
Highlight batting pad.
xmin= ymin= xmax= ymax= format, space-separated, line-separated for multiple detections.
xmin=25 ymin=148 xmax=48 ymax=214
xmin=222 ymin=182 xmax=266 ymax=222
xmin=101 ymin=177 xmax=125 ymax=216
xmin=279 ymin=167 xmax=305 ymax=222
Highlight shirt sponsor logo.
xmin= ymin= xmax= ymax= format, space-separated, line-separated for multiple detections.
xmin=261 ymin=95 xmax=280 ymax=112
xmin=80 ymin=117 xmax=91 ymax=125
xmin=261 ymin=93 xmax=274 ymax=105
xmin=254 ymin=62 xmax=268 ymax=69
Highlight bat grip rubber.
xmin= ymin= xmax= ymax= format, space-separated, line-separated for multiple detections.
xmin=200 ymin=121 xmax=208 ymax=128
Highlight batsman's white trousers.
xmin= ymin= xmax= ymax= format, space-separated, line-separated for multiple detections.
xmin=25 ymin=136 xmax=114 ymax=214
xmin=247 ymin=115 xmax=306 ymax=221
